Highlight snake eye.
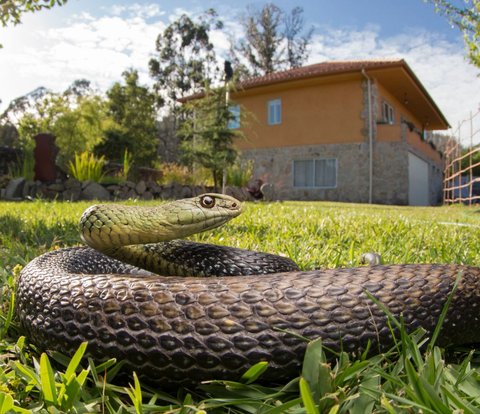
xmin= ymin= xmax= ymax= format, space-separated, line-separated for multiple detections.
xmin=200 ymin=195 xmax=215 ymax=208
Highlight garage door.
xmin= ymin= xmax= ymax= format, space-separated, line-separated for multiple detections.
xmin=408 ymin=152 xmax=429 ymax=206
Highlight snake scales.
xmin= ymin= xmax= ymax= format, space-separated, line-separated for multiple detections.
xmin=16 ymin=194 xmax=480 ymax=387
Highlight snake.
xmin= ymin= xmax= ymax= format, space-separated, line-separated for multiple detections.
xmin=15 ymin=193 xmax=480 ymax=387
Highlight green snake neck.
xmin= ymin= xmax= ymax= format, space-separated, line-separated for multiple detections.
xmin=79 ymin=193 xmax=242 ymax=252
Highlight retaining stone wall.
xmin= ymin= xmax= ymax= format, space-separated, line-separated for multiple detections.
xmin=0 ymin=177 xmax=254 ymax=202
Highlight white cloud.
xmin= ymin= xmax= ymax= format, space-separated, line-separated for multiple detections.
xmin=108 ymin=3 xmax=165 ymax=19
xmin=0 ymin=6 xmax=165 ymax=107
xmin=306 ymin=26 xmax=480 ymax=141
xmin=1 ymin=6 xmax=479 ymax=143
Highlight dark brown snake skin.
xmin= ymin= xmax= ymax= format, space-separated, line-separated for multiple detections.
xmin=16 ymin=246 xmax=480 ymax=387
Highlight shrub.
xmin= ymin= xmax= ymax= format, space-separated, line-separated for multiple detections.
xmin=8 ymin=150 xmax=34 ymax=181
xmin=226 ymin=160 xmax=254 ymax=187
xmin=156 ymin=163 xmax=213 ymax=186
xmin=68 ymin=151 xmax=105 ymax=182
xmin=121 ymin=148 xmax=133 ymax=180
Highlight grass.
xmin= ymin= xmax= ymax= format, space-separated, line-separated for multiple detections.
xmin=1 ymin=199 xmax=480 ymax=412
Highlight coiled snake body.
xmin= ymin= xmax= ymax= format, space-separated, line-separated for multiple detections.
xmin=16 ymin=194 xmax=480 ymax=387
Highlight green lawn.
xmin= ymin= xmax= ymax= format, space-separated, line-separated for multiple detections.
xmin=1 ymin=199 xmax=480 ymax=412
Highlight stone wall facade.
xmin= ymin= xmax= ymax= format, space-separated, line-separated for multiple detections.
xmin=242 ymin=140 xmax=442 ymax=205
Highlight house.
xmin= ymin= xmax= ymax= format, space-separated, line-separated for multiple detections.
xmin=228 ymin=59 xmax=449 ymax=205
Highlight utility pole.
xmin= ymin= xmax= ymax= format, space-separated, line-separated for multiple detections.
xmin=222 ymin=60 xmax=234 ymax=194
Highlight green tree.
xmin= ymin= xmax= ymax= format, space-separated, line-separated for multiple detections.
xmin=178 ymin=86 xmax=241 ymax=190
xmin=95 ymin=69 xmax=159 ymax=167
xmin=149 ymin=9 xmax=223 ymax=110
xmin=1 ymin=86 xmax=51 ymax=126
xmin=427 ymin=0 xmax=480 ymax=67
xmin=230 ymin=3 xmax=313 ymax=76
xmin=0 ymin=122 xmax=19 ymax=147
xmin=17 ymin=92 xmax=107 ymax=168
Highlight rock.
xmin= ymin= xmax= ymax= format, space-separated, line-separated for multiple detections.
xmin=80 ymin=181 xmax=111 ymax=200
xmin=192 ymin=185 xmax=208 ymax=196
xmin=64 ymin=178 xmax=81 ymax=189
xmin=22 ymin=181 xmax=38 ymax=199
xmin=180 ymin=185 xmax=193 ymax=198
xmin=0 ymin=175 xmax=11 ymax=189
xmin=149 ymin=183 xmax=162 ymax=195
xmin=142 ymin=191 xmax=153 ymax=200
xmin=106 ymin=184 xmax=121 ymax=192
xmin=159 ymin=185 xmax=172 ymax=199
xmin=247 ymin=178 xmax=264 ymax=199
xmin=63 ymin=187 xmax=81 ymax=201
xmin=125 ymin=189 xmax=137 ymax=199
xmin=4 ymin=177 xmax=26 ymax=200
xmin=47 ymin=183 xmax=65 ymax=192
xmin=135 ymin=180 xmax=147 ymax=195
xmin=260 ymin=183 xmax=275 ymax=201
xmin=146 ymin=180 xmax=157 ymax=190
xmin=225 ymin=186 xmax=245 ymax=201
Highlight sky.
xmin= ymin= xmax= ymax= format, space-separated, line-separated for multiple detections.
xmin=0 ymin=0 xmax=479 ymax=143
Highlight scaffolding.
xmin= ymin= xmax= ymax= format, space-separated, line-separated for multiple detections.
xmin=443 ymin=109 xmax=480 ymax=205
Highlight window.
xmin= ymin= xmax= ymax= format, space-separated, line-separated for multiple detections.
xmin=268 ymin=99 xmax=281 ymax=125
xmin=228 ymin=104 xmax=240 ymax=129
xmin=293 ymin=159 xmax=337 ymax=188
xmin=382 ymin=101 xmax=395 ymax=124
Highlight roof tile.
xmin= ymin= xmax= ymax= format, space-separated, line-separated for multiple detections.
xmin=238 ymin=59 xmax=405 ymax=89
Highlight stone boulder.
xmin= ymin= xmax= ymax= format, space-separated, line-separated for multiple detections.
xmin=81 ymin=181 xmax=111 ymax=200
xmin=260 ymin=183 xmax=275 ymax=201
xmin=4 ymin=177 xmax=26 ymax=200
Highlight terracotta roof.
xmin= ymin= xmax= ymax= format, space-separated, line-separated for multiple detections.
xmin=238 ymin=59 xmax=406 ymax=89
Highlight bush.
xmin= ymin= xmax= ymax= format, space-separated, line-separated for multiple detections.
xmin=226 ymin=160 xmax=253 ymax=187
xmin=8 ymin=150 xmax=34 ymax=181
xmin=155 ymin=163 xmax=213 ymax=186
xmin=68 ymin=151 xmax=105 ymax=182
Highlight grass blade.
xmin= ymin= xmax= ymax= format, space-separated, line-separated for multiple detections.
xmin=0 ymin=291 xmax=14 ymax=340
xmin=427 ymin=271 xmax=463 ymax=351
xmin=241 ymin=361 xmax=269 ymax=384
xmin=40 ymin=353 xmax=58 ymax=405
xmin=65 ymin=341 xmax=88 ymax=379
xmin=299 ymin=377 xmax=320 ymax=414
xmin=0 ymin=393 xmax=14 ymax=414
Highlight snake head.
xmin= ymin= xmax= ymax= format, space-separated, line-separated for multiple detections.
xmin=173 ymin=193 xmax=243 ymax=235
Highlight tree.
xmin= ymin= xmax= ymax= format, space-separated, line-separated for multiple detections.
xmin=230 ymin=3 xmax=313 ymax=76
xmin=0 ymin=86 xmax=51 ymax=126
xmin=284 ymin=7 xmax=312 ymax=69
xmin=177 ymin=86 xmax=241 ymax=190
xmin=17 ymin=92 xmax=108 ymax=168
xmin=0 ymin=122 xmax=19 ymax=147
xmin=149 ymin=9 xmax=223 ymax=111
xmin=0 ymin=80 xmax=103 ymax=167
xmin=95 ymin=69 xmax=159 ymax=167
xmin=0 ymin=0 xmax=68 ymax=48
xmin=427 ymin=0 xmax=480 ymax=67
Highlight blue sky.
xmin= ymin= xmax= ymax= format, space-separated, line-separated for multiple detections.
xmin=57 ymin=0 xmax=460 ymax=40
xmin=0 ymin=0 xmax=478 ymax=141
